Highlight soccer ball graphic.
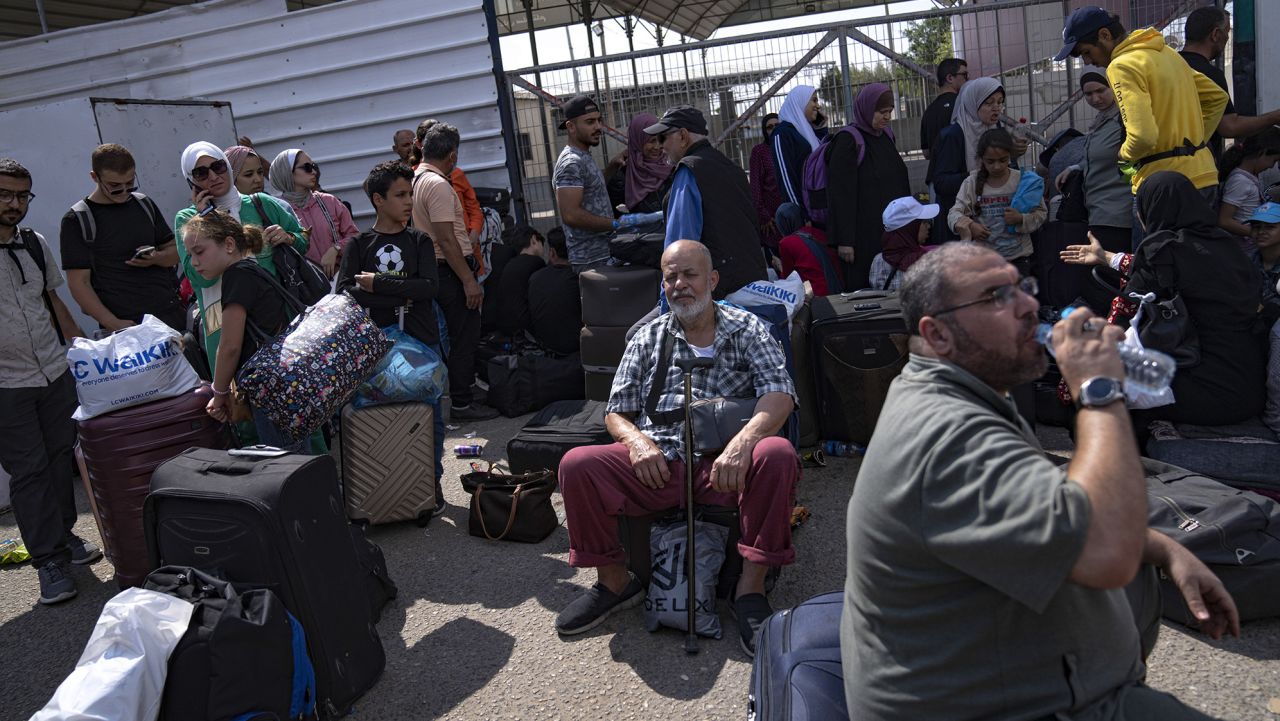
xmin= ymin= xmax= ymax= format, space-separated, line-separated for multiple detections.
xmin=375 ymin=244 xmax=403 ymax=272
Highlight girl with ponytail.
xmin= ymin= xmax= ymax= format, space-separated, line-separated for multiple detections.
xmin=181 ymin=211 xmax=310 ymax=452
xmin=947 ymin=127 xmax=1046 ymax=274
xmin=1218 ymin=128 xmax=1280 ymax=251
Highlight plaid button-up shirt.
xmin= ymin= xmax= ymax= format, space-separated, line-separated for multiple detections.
xmin=606 ymin=304 xmax=797 ymax=460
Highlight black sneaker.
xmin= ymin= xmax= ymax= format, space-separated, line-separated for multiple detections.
xmin=450 ymin=402 xmax=499 ymax=422
xmin=433 ymin=480 xmax=447 ymax=517
xmin=555 ymin=576 xmax=644 ymax=636
xmin=67 ymin=535 xmax=103 ymax=565
xmin=37 ymin=561 xmax=77 ymax=605
xmin=732 ymin=593 xmax=773 ymax=658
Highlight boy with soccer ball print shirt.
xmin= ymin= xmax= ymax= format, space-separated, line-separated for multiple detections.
xmin=336 ymin=161 xmax=448 ymax=514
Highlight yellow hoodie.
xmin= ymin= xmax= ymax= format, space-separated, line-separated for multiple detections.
xmin=1108 ymin=27 xmax=1228 ymax=192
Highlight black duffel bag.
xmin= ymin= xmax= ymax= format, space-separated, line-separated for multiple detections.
xmin=609 ymin=232 xmax=664 ymax=268
xmin=143 ymin=565 xmax=317 ymax=721
xmin=1145 ymin=459 xmax=1280 ymax=623
xmin=487 ymin=351 xmax=585 ymax=417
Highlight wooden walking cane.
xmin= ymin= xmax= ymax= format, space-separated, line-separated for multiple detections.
xmin=675 ymin=356 xmax=714 ymax=654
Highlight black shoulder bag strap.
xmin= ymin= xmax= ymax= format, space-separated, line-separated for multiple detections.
xmin=644 ymin=325 xmax=685 ymax=426
xmin=14 ymin=228 xmax=66 ymax=345
xmin=883 ymin=266 xmax=899 ymax=291
xmin=239 ymin=260 xmax=308 ymax=345
xmin=249 ymin=194 xmax=272 ymax=227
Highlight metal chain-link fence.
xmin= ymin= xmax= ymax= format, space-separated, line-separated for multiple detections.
xmin=506 ymin=0 xmax=1226 ymax=224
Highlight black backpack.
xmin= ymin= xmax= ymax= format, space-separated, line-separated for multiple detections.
xmin=1145 ymin=460 xmax=1280 ymax=623
xmin=143 ymin=566 xmax=317 ymax=721
xmin=249 ymin=194 xmax=330 ymax=307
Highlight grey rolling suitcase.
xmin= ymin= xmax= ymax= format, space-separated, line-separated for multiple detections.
xmin=340 ymin=402 xmax=436 ymax=526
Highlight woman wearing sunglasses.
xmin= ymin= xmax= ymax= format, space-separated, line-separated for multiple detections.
xmin=270 ymin=149 xmax=360 ymax=278
xmin=173 ymin=141 xmax=309 ymax=380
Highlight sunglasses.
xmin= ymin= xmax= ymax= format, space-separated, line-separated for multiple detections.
xmin=296 ymin=162 xmax=320 ymax=175
xmin=105 ymin=184 xmax=139 ymax=196
xmin=190 ymin=159 xmax=229 ymax=182
xmin=932 ymin=276 xmax=1038 ymax=317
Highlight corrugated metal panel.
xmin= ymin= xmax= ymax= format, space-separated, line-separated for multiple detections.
xmin=0 ymin=0 xmax=342 ymax=42
xmin=0 ymin=0 xmax=508 ymax=223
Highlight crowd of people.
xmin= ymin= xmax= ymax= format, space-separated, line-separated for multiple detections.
xmin=0 ymin=3 xmax=1275 ymax=716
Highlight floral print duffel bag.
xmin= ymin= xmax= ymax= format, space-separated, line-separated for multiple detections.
xmin=237 ymin=293 xmax=392 ymax=441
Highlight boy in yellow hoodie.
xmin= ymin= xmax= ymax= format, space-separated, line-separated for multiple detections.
xmin=1056 ymin=6 xmax=1228 ymax=199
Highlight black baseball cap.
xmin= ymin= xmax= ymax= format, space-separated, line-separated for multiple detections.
xmin=559 ymin=95 xmax=600 ymax=128
xmin=644 ymin=105 xmax=709 ymax=136
xmin=1055 ymin=6 xmax=1113 ymax=61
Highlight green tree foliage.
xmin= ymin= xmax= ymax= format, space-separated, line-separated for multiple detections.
xmin=904 ymin=16 xmax=954 ymax=67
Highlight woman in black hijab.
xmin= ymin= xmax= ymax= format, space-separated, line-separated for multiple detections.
xmin=1066 ymin=171 xmax=1264 ymax=425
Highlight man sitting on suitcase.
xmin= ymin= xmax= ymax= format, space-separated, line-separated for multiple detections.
xmin=842 ymin=242 xmax=1239 ymax=720
xmin=556 ymin=240 xmax=799 ymax=656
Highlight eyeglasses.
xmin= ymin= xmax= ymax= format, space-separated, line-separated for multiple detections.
xmin=190 ymin=159 xmax=229 ymax=181
xmin=0 ymin=190 xmax=34 ymax=205
xmin=980 ymin=98 xmax=1007 ymax=109
xmin=105 ymin=183 xmax=138 ymax=196
xmin=954 ymin=71 xmax=970 ymax=79
xmin=932 ymin=276 xmax=1038 ymax=317
xmin=296 ymin=162 xmax=320 ymax=175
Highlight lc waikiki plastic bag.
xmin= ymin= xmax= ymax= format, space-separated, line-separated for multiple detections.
xmin=30 ymin=588 xmax=194 ymax=721
xmin=644 ymin=519 xmax=728 ymax=639
xmin=353 ymin=309 xmax=446 ymax=408
xmin=724 ymin=271 xmax=805 ymax=321
xmin=67 ymin=315 xmax=201 ymax=421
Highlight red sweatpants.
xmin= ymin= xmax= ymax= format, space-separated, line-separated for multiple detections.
xmin=559 ymin=436 xmax=799 ymax=568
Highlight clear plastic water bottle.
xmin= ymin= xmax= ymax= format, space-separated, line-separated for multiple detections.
xmin=822 ymin=440 xmax=866 ymax=458
xmin=1035 ymin=323 xmax=1176 ymax=395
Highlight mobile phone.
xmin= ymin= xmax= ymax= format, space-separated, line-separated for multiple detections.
xmin=228 ymin=445 xmax=289 ymax=459
xmin=132 ymin=246 xmax=156 ymax=260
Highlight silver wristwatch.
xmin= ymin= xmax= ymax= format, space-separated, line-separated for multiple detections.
xmin=1076 ymin=376 xmax=1125 ymax=409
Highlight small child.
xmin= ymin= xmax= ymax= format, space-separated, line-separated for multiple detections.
xmin=948 ymin=127 xmax=1046 ymax=274
xmin=1218 ymin=128 xmax=1280 ymax=254
xmin=335 ymin=160 xmax=447 ymax=515
xmin=182 ymin=210 xmax=310 ymax=453
xmin=869 ymin=196 xmax=939 ymax=292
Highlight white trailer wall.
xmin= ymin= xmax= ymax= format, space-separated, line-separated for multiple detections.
xmin=0 ymin=0 xmax=509 ymax=227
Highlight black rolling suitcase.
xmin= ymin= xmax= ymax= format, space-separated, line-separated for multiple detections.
xmin=747 ymin=591 xmax=849 ymax=721
xmin=145 ymin=449 xmax=385 ymax=720
xmin=810 ymin=290 xmax=910 ymax=445
xmin=579 ymin=266 xmax=660 ymax=327
xmin=507 ymin=399 xmax=612 ymax=476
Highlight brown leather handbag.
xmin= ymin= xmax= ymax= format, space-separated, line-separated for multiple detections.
xmin=462 ymin=464 xmax=559 ymax=543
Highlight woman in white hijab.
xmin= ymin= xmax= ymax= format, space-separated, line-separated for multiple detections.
xmin=172 ymin=141 xmax=308 ymax=376
xmin=926 ymin=78 xmax=1027 ymax=242
xmin=771 ymin=84 xmax=828 ymax=207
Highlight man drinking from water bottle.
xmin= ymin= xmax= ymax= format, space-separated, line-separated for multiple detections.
xmin=554 ymin=240 xmax=799 ymax=657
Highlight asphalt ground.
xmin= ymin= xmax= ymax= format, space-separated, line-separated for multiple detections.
xmin=1 ymin=420 xmax=1277 ymax=721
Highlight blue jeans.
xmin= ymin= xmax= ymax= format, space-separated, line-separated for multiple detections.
xmin=252 ymin=407 xmax=314 ymax=454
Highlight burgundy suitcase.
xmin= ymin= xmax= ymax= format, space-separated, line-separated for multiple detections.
xmin=77 ymin=384 xmax=230 ymax=588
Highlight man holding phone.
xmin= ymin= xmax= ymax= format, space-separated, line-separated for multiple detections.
xmin=60 ymin=143 xmax=184 ymax=333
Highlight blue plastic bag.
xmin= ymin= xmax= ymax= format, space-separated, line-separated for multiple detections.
xmin=1006 ymin=170 xmax=1045 ymax=233
xmin=353 ymin=327 xmax=446 ymax=408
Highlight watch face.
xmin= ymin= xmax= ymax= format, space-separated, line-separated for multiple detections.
xmin=1083 ymin=377 xmax=1120 ymax=405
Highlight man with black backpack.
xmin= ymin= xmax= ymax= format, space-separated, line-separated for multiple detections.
xmin=0 ymin=158 xmax=98 ymax=606
xmin=60 ymin=144 xmax=184 ymax=333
